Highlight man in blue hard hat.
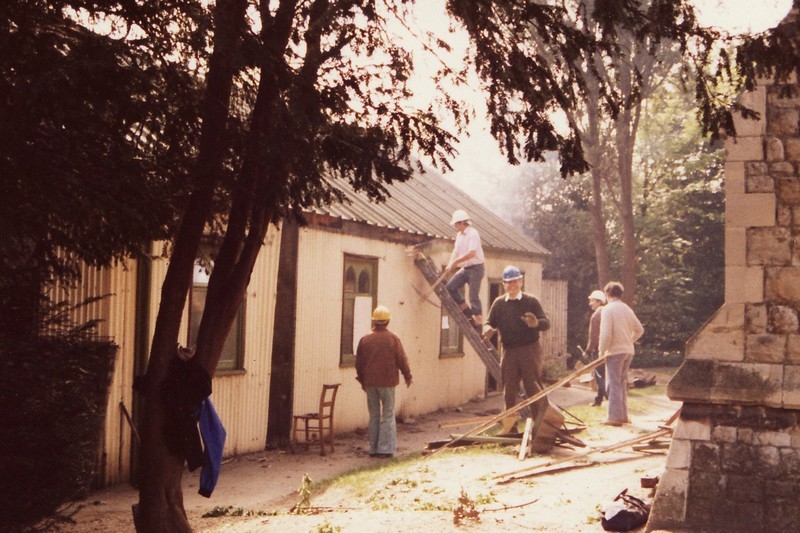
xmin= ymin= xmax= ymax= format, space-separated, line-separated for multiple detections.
xmin=483 ymin=266 xmax=550 ymax=415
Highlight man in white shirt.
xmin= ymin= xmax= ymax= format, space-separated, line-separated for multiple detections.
xmin=598 ymin=281 xmax=644 ymax=426
xmin=445 ymin=209 xmax=485 ymax=328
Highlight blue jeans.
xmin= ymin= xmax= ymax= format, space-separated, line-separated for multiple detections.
xmin=446 ymin=264 xmax=485 ymax=315
xmin=366 ymin=387 xmax=397 ymax=455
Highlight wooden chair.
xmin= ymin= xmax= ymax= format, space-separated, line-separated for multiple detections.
xmin=291 ymin=383 xmax=340 ymax=456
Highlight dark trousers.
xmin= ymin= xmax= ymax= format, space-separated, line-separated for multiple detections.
xmin=594 ymin=364 xmax=606 ymax=402
xmin=501 ymin=341 xmax=546 ymax=418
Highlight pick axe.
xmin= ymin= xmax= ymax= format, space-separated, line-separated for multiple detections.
xmin=420 ymin=268 xmax=450 ymax=300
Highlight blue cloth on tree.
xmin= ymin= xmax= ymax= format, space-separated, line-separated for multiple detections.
xmin=197 ymin=398 xmax=226 ymax=498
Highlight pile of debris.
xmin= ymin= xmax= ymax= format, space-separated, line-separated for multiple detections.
xmin=424 ymin=359 xmax=678 ymax=484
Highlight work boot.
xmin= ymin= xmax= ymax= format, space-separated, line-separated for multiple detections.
xmin=459 ymin=303 xmax=473 ymax=319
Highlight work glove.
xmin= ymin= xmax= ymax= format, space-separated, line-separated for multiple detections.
xmin=521 ymin=312 xmax=539 ymax=328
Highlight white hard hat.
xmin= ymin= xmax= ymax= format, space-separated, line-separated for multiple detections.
xmin=589 ymin=290 xmax=607 ymax=304
xmin=450 ymin=209 xmax=470 ymax=225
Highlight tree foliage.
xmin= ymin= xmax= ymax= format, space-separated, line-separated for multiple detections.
xmin=3 ymin=0 xmax=798 ymax=529
xmin=635 ymin=81 xmax=724 ymax=355
xmin=527 ymin=78 xmax=724 ymax=364
xmin=0 ymin=0 xmax=206 ymax=339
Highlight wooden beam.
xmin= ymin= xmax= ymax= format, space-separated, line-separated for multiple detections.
xmin=426 ymin=356 xmax=607 ymax=457
xmin=495 ymin=427 xmax=674 ymax=483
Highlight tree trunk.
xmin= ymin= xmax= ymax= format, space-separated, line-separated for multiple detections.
xmin=616 ymin=95 xmax=639 ymax=303
xmin=585 ymin=99 xmax=611 ymax=288
xmin=134 ymin=1 xmax=247 ymax=530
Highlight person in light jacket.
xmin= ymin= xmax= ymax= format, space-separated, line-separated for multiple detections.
xmin=598 ymin=281 xmax=644 ymax=426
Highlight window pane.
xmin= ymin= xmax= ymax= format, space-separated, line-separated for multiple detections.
xmin=189 ymin=286 xmax=206 ymax=347
xmin=440 ymin=287 xmax=463 ymax=357
xmin=357 ymin=269 xmax=370 ymax=294
xmin=344 ymin=267 xmax=356 ymax=293
xmin=341 ymin=297 xmax=354 ymax=356
xmin=189 ymin=255 xmax=245 ymax=372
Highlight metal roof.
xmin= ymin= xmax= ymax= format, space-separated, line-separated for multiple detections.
xmin=309 ymin=167 xmax=549 ymax=257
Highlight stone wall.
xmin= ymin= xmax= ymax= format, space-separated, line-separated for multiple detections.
xmin=647 ymin=7 xmax=800 ymax=532
xmin=650 ymin=403 xmax=800 ymax=532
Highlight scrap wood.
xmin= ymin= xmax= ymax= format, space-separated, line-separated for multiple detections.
xmin=425 ymin=434 xmax=521 ymax=450
xmin=450 ymin=434 xmax=522 ymax=445
xmin=664 ymin=407 xmax=682 ymax=426
xmin=494 ymin=427 xmax=673 ymax=483
xmin=501 ymin=414 xmax=520 ymax=434
xmin=518 ymin=418 xmax=534 ymax=460
xmin=498 ymin=453 xmax=665 ymax=484
xmin=426 ymin=356 xmax=607 ymax=457
xmin=631 ymin=369 xmax=658 ymax=388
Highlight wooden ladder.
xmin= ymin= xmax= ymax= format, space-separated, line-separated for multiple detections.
xmin=413 ymin=253 xmax=502 ymax=384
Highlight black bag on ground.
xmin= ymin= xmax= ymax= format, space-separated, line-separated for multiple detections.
xmin=601 ymin=488 xmax=650 ymax=531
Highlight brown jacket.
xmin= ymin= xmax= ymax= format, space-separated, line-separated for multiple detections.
xmin=355 ymin=328 xmax=412 ymax=387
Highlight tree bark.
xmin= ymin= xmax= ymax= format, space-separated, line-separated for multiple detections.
xmin=585 ymin=90 xmax=611 ymax=288
xmin=615 ymin=70 xmax=640 ymax=303
xmin=135 ymin=1 xmax=247 ymax=531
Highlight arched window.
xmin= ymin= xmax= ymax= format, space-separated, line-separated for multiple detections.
xmin=340 ymin=255 xmax=378 ymax=365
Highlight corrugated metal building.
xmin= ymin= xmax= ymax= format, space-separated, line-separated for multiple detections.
xmin=64 ymin=167 xmax=566 ymax=486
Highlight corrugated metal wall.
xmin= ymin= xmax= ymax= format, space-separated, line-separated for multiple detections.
xmin=206 ymin=227 xmax=280 ymax=456
xmin=293 ymin=229 xmax=490 ymax=433
xmin=292 ymin=231 xmax=552 ymax=433
xmin=52 ymin=259 xmax=138 ymax=487
xmin=145 ymin=230 xmax=281 ymax=459
xmin=54 ymin=226 xmax=281 ymax=486
xmin=53 ymin=224 xmax=554 ymax=485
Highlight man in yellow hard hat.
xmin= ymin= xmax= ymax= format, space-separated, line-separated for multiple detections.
xmin=355 ymin=305 xmax=413 ymax=458
xmin=445 ymin=209 xmax=485 ymax=329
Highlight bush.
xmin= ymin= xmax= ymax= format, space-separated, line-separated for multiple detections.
xmin=0 ymin=338 xmax=117 ymax=530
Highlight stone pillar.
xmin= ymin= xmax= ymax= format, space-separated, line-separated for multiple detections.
xmin=647 ymin=8 xmax=800 ymax=532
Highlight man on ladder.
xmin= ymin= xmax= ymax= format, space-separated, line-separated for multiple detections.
xmin=445 ymin=209 xmax=485 ymax=330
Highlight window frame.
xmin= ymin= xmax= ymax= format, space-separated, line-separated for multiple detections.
xmin=188 ymin=241 xmax=246 ymax=374
xmin=439 ymin=280 xmax=464 ymax=358
xmin=340 ymin=254 xmax=378 ymax=366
